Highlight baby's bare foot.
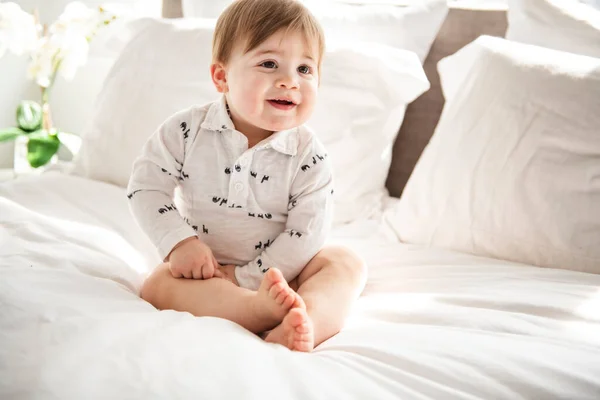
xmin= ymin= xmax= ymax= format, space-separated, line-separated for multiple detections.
xmin=264 ymin=308 xmax=314 ymax=352
xmin=255 ymin=268 xmax=301 ymax=328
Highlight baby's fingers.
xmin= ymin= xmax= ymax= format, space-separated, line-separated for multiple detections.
xmin=191 ymin=264 xmax=204 ymax=280
xmin=169 ymin=268 xmax=183 ymax=279
xmin=170 ymin=263 xmax=189 ymax=279
xmin=211 ymin=255 xmax=224 ymax=278
xmin=201 ymin=262 xmax=215 ymax=279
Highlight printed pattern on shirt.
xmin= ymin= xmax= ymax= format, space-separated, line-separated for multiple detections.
xmin=211 ymin=196 xmax=243 ymax=209
xmin=288 ymin=193 xmax=299 ymax=211
xmin=257 ymin=258 xmax=269 ymax=273
xmin=183 ymin=217 xmax=209 ymax=234
xmin=127 ymin=189 xmax=143 ymax=200
xmin=254 ymin=239 xmax=273 ymax=250
xmin=224 ymin=167 xmax=271 ymax=185
xmin=175 ymin=160 xmax=189 ymax=182
xmin=301 ymin=153 xmax=328 ymax=172
xmin=180 ymin=122 xmax=190 ymax=141
xmin=160 ymin=161 xmax=189 ymax=182
xmin=248 ymin=212 xmax=273 ymax=219
xmin=212 ymin=196 xmax=228 ymax=206
xmin=158 ymin=203 xmax=178 ymax=215
xmin=249 ymin=170 xmax=269 ymax=183
xmin=285 ymin=229 xmax=303 ymax=238
xmin=184 ymin=217 xmax=198 ymax=232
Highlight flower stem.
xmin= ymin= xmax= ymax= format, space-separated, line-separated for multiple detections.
xmin=41 ymin=87 xmax=52 ymax=131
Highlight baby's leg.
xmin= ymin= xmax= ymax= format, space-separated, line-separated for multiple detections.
xmin=141 ymin=263 xmax=301 ymax=334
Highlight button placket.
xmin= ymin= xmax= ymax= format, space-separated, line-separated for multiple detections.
xmin=227 ymin=150 xmax=253 ymax=208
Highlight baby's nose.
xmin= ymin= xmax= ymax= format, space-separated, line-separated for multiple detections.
xmin=276 ymin=74 xmax=299 ymax=89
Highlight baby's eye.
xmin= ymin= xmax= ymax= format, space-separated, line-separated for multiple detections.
xmin=298 ymin=65 xmax=311 ymax=75
xmin=260 ymin=61 xmax=277 ymax=69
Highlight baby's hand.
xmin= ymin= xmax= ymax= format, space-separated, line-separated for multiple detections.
xmin=167 ymin=236 xmax=224 ymax=279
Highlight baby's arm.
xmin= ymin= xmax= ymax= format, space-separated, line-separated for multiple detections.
xmin=235 ymin=139 xmax=334 ymax=290
xmin=127 ymin=108 xmax=198 ymax=261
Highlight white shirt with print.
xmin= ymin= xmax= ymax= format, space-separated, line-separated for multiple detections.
xmin=127 ymin=97 xmax=334 ymax=290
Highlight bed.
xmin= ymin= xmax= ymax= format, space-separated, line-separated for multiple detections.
xmin=2 ymin=1 xmax=600 ymax=399
xmin=2 ymin=172 xmax=599 ymax=399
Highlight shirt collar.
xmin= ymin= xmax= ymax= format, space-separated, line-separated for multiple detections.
xmin=201 ymin=96 xmax=299 ymax=156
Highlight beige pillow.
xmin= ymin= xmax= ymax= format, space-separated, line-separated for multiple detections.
xmin=386 ymin=36 xmax=600 ymax=273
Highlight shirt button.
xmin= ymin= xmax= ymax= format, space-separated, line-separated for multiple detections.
xmin=235 ymin=182 xmax=244 ymax=192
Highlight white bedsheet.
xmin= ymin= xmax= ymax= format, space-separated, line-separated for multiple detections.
xmin=1 ymin=173 xmax=599 ymax=399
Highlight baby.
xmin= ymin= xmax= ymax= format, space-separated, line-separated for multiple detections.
xmin=128 ymin=0 xmax=365 ymax=352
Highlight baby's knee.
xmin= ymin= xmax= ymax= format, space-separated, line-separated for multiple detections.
xmin=140 ymin=263 xmax=171 ymax=308
xmin=325 ymin=246 xmax=365 ymax=274
xmin=344 ymin=249 xmax=367 ymax=281
xmin=306 ymin=246 xmax=367 ymax=282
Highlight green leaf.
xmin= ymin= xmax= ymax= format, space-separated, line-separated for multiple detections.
xmin=27 ymin=133 xmax=60 ymax=168
xmin=0 ymin=127 xmax=26 ymax=142
xmin=16 ymin=100 xmax=43 ymax=132
xmin=27 ymin=129 xmax=48 ymax=138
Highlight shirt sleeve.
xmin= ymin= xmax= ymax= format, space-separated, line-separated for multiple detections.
xmin=235 ymin=137 xmax=334 ymax=290
xmin=126 ymin=108 xmax=199 ymax=261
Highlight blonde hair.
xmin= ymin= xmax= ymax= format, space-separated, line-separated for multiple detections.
xmin=212 ymin=0 xmax=325 ymax=70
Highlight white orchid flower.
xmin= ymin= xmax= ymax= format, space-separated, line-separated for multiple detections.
xmin=0 ymin=2 xmax=38 ymax=58
xmin=55 ymin=34 xmax=90 ymax=81
xmin=27 ymin=36 xmax=57 ymax=88
xmin=2 ymin=1 xmax=117 ymax=87
xmin=51 ymin=2 xmax=101 ymax=40
xmin=44 ymin=2 xmax=116 ymax=82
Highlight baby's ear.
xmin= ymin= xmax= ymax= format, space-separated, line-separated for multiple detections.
xmin=210 ymin=63 xmax=228 ymax=93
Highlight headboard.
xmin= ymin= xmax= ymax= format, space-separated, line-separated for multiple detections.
xmin=159 ymin=1 xmax=508 ymax=198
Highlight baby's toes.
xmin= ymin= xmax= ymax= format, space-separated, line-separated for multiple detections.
xmin=281 ymin=292 xmax=296 ymax=309
xmin=275 ymin=289 xmax=291 ymax=305
xmin=268 ymin=281 xmax=286 ymax=299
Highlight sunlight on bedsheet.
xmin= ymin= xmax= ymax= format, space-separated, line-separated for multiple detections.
xmin=342 ymin=294 xmax=435 ymax=330
xmin=41 ymin=213 xmax=149 ymax=274
xmin=354 ymin=294 xmax=434 ymax=315
xmin=576 ymin=290 xmax=600 ymax=320
xmin=563 ymin=321 xmax=600 ymax=346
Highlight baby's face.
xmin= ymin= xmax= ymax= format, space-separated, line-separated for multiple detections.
xmin=220 ymin=29 xmax=319 ymax=137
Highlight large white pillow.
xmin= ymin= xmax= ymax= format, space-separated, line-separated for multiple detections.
xmin=71 ymin=18 xmax=429 ymax=225
xmin=386 ymin=35 xmax=600 ymax=273
xmin=506 ymin=0 xmax=600 ymax=58
xmin=181 ymin=0 xmax=448 ymax=63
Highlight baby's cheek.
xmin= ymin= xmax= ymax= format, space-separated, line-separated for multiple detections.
xmin=301 ymin=93 xmax=317 ymax=116
xmin=241 ymin=81 xmax=264 ymax=108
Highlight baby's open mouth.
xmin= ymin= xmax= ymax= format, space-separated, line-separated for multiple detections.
xmin=269 ymin=99 xmax=295 ymax=105
xmin=267 ymin=99 xmax=297 ymax=110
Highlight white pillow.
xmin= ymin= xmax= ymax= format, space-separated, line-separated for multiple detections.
xmin=181 ymin=0 xmax=448 ymax=63
xmin=71 ymin=18 xmax=429 ymax=225
xmin=506 ymin=0 xmax=600 ymax=58
xmin=181 ymin=0 xmax=230 ymax=18
xmin=386 ymin=36 xmax=600 ymax=273
xmin=580 ymin=0 xmax=600 ymax=10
